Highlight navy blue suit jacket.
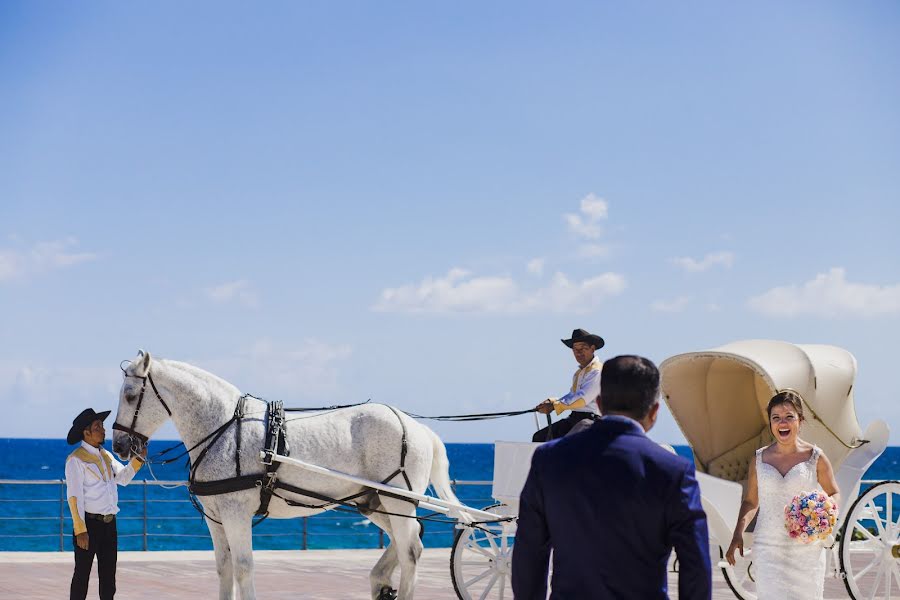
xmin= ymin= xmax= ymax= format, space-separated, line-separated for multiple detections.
xmin=511 ymin=415 xmax=711 ymax=600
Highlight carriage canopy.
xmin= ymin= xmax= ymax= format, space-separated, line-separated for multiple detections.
xmin=659 ymin=340 xmax=864 ymax=483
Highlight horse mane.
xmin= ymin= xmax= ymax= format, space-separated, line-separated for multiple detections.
xmin=158 ymin=358 xmax=242 ymax=397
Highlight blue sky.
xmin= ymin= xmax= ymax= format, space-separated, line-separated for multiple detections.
xmin=1 ymin=1 xmax=898 ymax=445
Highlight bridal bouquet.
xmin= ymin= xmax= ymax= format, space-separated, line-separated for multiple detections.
xmin=784 ymin=490 xmax=838 ymax=543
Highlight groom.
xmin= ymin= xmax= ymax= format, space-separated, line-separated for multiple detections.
xmin=512 ymin=355 xmax=712 ymax=599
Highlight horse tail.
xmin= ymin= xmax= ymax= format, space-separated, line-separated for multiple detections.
xmin=426 ymin=428 xmax=470 ymax=522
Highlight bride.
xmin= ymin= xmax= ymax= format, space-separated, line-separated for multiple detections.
xmin=725 ymin=390 xmax=841 ymax=599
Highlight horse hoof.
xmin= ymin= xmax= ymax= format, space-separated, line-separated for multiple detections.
xmin=378 ymin=586 xmax=398 ymax=600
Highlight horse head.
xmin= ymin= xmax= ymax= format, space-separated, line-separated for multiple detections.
xmin=112 ymin=349 xmax=172 ymax=459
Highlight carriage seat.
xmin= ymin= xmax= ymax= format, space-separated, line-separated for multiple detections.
xmin=704 ymin=429 xmax=772 ymax=485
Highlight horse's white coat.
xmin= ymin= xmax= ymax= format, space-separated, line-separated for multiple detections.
xmin=112 ymin=350 xmax=461 ymax=600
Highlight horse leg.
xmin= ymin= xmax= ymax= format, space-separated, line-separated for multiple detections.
xmin=206 ymin=518 xmax=235 ymax=600
xmin=382 ymin=498 xmax=423 ymax=600
xmin=221 ymin=513 xmax=256 ymax=600
xmin=366 ymin=509 xmax=398 ymax=599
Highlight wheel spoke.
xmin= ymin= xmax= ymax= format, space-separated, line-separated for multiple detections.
xmin=485 ymin=530 xmax=499 ymax=553
xmin=886 ymin=561 xmax=892 ymax=600
xmin=477 ymin=572 xmax=499 ymax=600
xmin=466 ymin=540 xmax=497 ymax=559
xmin=839 ymin=484 xmax=900 ymax=600
xmin=887 ymin=492 xmax=895 ymax=538
xmin=453 ymin=504 xmax=514 ymax=600
xmin=462 ymin=560 xmax=491 ymax=567
xmin=867 ymin=562 xmax=885 ymax=600
xmin=854 ymin=553 xmax=882 ymax=579
xmin=867 ymin=501 xmax=886 ymax=537
xmin=464 ymin=566 xmax=495 ymax=589
xmin=853 ymin=521 xmax=880 ymax=543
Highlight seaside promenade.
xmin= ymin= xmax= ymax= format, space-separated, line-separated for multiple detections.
xmin=1 ymin=548 xmax=854 ymax=599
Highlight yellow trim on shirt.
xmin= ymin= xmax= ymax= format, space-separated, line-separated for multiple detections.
xmin=70 ymin=447 xmax=110 ymax=481
xmin=68 ymin=497 xmax=86 ymax=535
xmin=554 ymin=398 xmax=587 ymax=415
xmin=99 ymin=449 xmax=114 ymax=480
xmin=570 ymin=359 xmax=603 ymax=393
xmin=71 ymin=446 xmax=123 ymax=481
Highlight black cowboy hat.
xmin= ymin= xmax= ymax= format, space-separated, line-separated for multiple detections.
xmin=67 ymin=408 xmax=111 ymax=445
xmin=561 ymin=328 xmax=605 ymax=350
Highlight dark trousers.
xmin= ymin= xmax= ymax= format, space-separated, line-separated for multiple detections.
xmin=532 ymin=411 xmax=597 ymax=442
xmin=71 ymin=516 xmax=117 ymax=600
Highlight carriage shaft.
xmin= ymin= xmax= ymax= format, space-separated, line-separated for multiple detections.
xmin=267 ymin=452 xmax=504 ymax=522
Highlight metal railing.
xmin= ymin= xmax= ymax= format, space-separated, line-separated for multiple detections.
xmin=2 ymin=478 xmax=883 ymax=552
xmin=0 ymin=479 xmax=493 ymax=552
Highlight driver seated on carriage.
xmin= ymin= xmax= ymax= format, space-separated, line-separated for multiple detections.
xmin=532 ymin=328 xmax=604 ymax=442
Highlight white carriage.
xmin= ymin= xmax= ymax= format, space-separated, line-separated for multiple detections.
xmin=266 ymin=339 xmax=896 ymax=600
xmin=660 ymin=339 xmax=897 ymax=599
xmin=450 ymin=441 xmax=540 ymax=600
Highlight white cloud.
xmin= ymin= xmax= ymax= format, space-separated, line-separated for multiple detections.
xmin=0 ymin=237 xmax=97 ymax=282
xmin=651 ymin=296 xmax=691 ymax=313
xmin=0 ymin=251 xmax=21 ymax=280
xmin=747 ymin=268 xmax=900 ymax=318
xmin=527 ymin=258 xmax=545 ymax=276
xmin=580 ymin=194 xmax=609 ymax=220
xmin=374 ymin=194 xmax=622 ymax=316
xmin=31 ymin=238 xmax=97 ymax=268
xmin=564 ymin=193 xmax=608 ymax=240
xmin=205 ymin=280 xmax=259 ymax=308
xmin=373 ymin=268 xmax=626 ymax=314
xmin=670 ymin=251 xmax=734 ymax=273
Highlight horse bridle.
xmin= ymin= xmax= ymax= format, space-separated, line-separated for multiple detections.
xmin=112 ymin=371 xmax=172 ymax=444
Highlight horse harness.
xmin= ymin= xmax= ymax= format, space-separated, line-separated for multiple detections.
xmin=191 ymin=400 xmax=416 ymax=518
xmin=115 ymin=372 xmax=416 ymax=518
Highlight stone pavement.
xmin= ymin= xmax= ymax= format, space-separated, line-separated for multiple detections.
xmin=0 ymin=548 xmax=852 ymax=599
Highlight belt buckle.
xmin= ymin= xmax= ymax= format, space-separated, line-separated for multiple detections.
xmin=102 ymin=514 xmax=113 ymax=523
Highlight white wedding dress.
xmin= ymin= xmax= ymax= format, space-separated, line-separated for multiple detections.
xmin=753 ymin=446 xmax=826 ymax=599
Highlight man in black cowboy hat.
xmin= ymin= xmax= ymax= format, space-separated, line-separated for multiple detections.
xmin=65 ymin=408 xmax=146 ymax=600
xmin=532 ymin=328 xmax=605 ymax=442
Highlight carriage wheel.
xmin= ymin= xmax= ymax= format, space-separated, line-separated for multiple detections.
xmin=720 ymin=545 xmax=757 ymax=600
xmin=450 ymin=503 xmax=515 ymax=600
xmin=839 ymin=480 xmax=900 ymax=600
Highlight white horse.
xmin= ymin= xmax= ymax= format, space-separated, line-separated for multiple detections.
xmin=111 ymin=350 xmax=462 ymax=600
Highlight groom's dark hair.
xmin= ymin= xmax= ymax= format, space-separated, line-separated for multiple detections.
xmin=599 ymin=355 xmax=660 ymax=419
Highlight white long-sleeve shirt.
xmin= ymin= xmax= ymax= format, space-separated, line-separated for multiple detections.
xmin=65 ymin=442 xmax=142 ymax=535
xmin=552 ymin=356 xmax=602 ymax=415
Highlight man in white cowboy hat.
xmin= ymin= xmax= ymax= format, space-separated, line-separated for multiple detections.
xmin=65 ymin=408 xmax=146 ymax=600
xmin=532 ymin=328 xmax=605 ymax=442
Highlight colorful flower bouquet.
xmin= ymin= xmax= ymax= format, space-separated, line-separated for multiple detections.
xmin=784 ymin=490 xmax=838 ymax=543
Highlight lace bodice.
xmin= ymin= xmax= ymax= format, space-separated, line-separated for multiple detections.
xmin=752 ymin=444 xmax=826 ymax=599
xmin=754 ymin=445 xmax=821 ymax=545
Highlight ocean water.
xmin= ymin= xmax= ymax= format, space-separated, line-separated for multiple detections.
xmin=1 ymin=439 xmax=897 ymax=552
